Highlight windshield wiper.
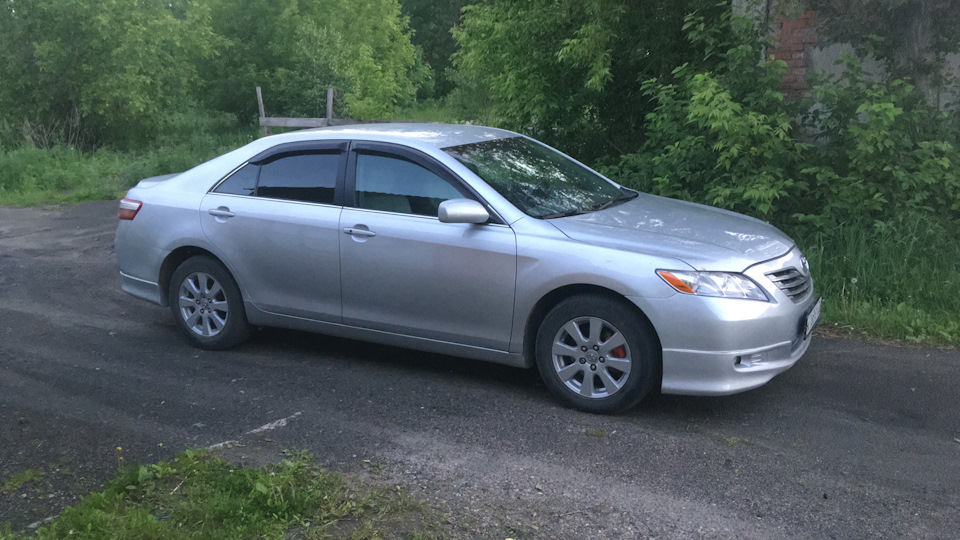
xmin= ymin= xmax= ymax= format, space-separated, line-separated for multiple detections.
xmin=590 ymin=189 xmax=639 ymax=212
xmin=540 ymin=208 xmax=588 ymax=219
xmin=541 ymin=189 xmax=638 ymax=219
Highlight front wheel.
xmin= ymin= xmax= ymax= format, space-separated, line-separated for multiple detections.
xmin=535 ymin=295 xmax=660 ymax=414
xmin=168 ymin=256 xmax=250 ymax=350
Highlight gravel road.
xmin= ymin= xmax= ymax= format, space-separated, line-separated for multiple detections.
xmin=1 ymin=201 xmax=958 ymax=538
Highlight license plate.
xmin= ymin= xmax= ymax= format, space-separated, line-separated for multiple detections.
xmin=805 ymin=297 xmax=822 ymax=337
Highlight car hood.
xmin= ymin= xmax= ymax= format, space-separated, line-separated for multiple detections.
xmin=548 ymin=194 xmax=794 ymax=271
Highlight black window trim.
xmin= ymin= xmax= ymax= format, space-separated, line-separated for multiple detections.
xmin=345 ymin=141 xmax=506 ymax=225
xmin=211 ymin=140 xmax=350 ymax=206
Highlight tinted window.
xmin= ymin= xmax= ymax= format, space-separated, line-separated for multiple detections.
xmin=257 ymin=152 xmax=339 ymax=204
xmin=215 ymin=163 xmax=258 ymax=196
xmin=355 ymin=153 xmax=464 ymax=216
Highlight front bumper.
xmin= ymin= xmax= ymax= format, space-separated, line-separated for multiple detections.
xmin=657 ymin=328 xmax=812 ymax=395
xmin=629 ymin=248 xmax=818 ymax=396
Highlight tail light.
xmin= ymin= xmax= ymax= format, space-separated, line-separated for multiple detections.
xmin=118 ymin=198 xmax=142 ymax=220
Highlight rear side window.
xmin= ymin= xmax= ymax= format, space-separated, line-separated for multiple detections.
xmin=257 ymin=152 xmax=339 ymax=204
xmin=215 ymin=164 xmax=258 ymax=196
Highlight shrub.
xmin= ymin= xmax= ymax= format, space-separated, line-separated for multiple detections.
xmin=605 ymin=10 xmax=809 ymax=221
xmin=607 ymin=10 xmax=960 ymax=236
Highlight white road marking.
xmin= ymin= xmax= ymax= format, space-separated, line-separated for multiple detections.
xmin=206 ymin=440 xmax=240 ymax=450
xmin=205 ymin=412 xmax=302 ymax=451
xmin=246 ymin=411 xmax=302 ymax=435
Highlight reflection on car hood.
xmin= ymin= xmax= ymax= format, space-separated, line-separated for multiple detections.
xmin=549 ymin=194 xmax=794 ymax=271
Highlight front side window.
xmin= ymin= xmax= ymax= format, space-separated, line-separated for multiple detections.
xmin=355 ymin=153 xmax=464 ymax=216
xmin=256 ymin=152 xmax=339 ymax=204
xmin=443 ymin=136 xmax=632 ymax=218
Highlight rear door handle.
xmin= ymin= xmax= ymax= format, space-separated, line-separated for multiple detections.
xmin=342 ymin=227 xmax=376 ymax=238
xmin=208 ymin=207 xmax=236 ymax=218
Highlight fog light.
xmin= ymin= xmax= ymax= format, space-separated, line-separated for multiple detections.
xmin=736 ymin=353 xmax=764 ymax=368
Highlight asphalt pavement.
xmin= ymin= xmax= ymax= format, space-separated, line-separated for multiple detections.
xmin=1 ymin=201 xmax=958 ymax=538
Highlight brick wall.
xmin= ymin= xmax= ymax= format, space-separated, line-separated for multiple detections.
xmin=769 ymin=8 xmax=819 ymax=98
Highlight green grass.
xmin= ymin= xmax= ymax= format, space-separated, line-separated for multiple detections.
xmin=4 ymin=450 xmax=441 ymax=539
xmin=1 ymin=469 xmax=44 ymax=492
xmin=799 ymin=215 xmax=960 ymax=345
xmin=0 ymin=122 xmax=257 ymax=207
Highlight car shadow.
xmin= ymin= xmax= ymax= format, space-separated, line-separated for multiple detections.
xmin=237 ymin=326 xmax=790 ymax=422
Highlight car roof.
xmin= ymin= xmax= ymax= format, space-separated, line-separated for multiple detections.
xmin=297 ymin=123 xmax=519 ymax=149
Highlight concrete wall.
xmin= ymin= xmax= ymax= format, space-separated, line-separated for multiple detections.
xmin=736 ymin=0 xmax=959 ymax=109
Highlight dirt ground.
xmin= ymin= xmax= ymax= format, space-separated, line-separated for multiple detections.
xmin=1 ymin=201 xmax=958 ymax=538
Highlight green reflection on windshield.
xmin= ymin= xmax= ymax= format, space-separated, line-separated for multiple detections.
xmin=443 ymin=136 xmax=622 ymax=218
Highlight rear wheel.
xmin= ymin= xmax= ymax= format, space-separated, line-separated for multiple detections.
xmin=168 ymin=256 xmax=250 ymax=350
xmin=535 ymin=295 xmax=659 ymax=414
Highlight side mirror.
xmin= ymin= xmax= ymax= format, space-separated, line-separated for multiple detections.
xmin=438 ymin=199 xmax=490 ymax=224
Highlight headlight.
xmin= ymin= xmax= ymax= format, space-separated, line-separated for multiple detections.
xmin=656 ymin=270 xmax=769 ymax=301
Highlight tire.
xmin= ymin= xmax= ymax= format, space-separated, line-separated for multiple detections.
xmin=535 ymin=295 xmax=660 ymax=414
xmin=168 ymin=255 xmax=251 ymax=350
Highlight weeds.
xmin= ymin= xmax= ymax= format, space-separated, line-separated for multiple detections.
xmin=0 ymin=128 xmax=255 ymax=207
xmin=22 ymin=449 xmax=439 ymax=540
xmin=798 ymin=215 xmax=960 ymax=345
xmin=1 ymin=469 xmax=45 ymax=492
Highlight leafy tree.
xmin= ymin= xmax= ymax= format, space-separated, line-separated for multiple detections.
xmin=0 ymin=0 xmax=218 ymax=149
xmin=204 ymin=0 xmax=422 ymax=121
xmin=453 ymin=0 xmax=729 ymax=162
xmin=401 ymin=0 xmax=476 ymax=98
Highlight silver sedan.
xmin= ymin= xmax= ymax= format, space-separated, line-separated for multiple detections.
xmin=115 ymin=124 xmax=820 ymax=413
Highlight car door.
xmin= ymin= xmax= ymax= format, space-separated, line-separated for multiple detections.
xmin=339 ymin=142 xmax=518 ymax=351
xmin=200 ymin=141 xmax=347 ymax=322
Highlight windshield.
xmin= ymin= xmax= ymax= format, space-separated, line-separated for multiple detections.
xmin=443 ymin=136 xmax=631 ymax=218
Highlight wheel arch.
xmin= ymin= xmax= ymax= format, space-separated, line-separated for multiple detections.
xmin=522 ymin=284 xmax=663 ymax=376
xmin=158 ymin=246 xmax=226 ymax=307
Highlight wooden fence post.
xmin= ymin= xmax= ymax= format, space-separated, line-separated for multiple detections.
xmin=256 ymin=86 xmax=269 ymax=136
xmin=326 ymin=87 xmax=334 ymax=124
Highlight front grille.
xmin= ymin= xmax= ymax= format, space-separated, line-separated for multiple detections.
xmin=766 ymin=268 xmax=811 ymax=302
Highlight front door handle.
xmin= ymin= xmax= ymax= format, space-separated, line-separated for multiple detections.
xmin=208 ymin=207 xmax=236 ymax=218
xmin=342 ymin=227 xmax=376 ymax=238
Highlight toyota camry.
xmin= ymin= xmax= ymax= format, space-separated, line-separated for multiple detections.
xmin=115 ymin=124 xmax=820 ymax=413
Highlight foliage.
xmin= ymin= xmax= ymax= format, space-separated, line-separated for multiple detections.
xmin=607 ymin=10 xmax=808 ymax=218
xmin=453 ymin=0 xmax=729 ymax=162
xmin=28 ymin=450 xmax=433 ymax=539
xmin=401 ymin=0 xmax=476 ymax=98
xmin=797 ymin=56 xmax=960 ymax=228
xmin=0 ymin=0 xmax=423 ymax=150
xmin=204 ymin=0 xmax=422 ymax=122
xmin=800 ymin=215 xmax=960 ymax=345
xmin=0 ymin=0 xmax=219 ymax=149
xmin=609 ymin=10 xmax=960 ymax=231
xmin=0 ymin=116 xmax=257 ymax=207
